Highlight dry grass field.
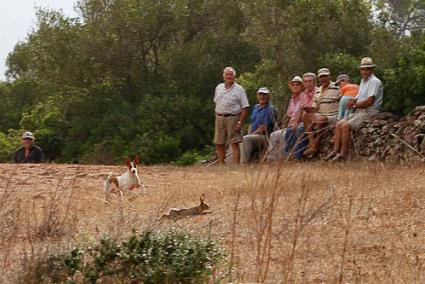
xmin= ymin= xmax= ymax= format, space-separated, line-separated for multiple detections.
xmin=1 ymin=161 xmax=425 ymax=283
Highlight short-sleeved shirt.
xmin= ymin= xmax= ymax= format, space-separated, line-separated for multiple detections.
xmin=312 ymin=83 xmax=339 ymax=117
xmin=214 ymin=82 xmax=250 ymax=114
xmin=287 ymin=92 xmax=305 ymax=127
xmin=302 ymin=87 xmax=318 ymax=108
xmin=340 ymin=84 xmax=359 ymax=97
xmin=357 ymin=74 xmax=383 ymax=111
xmin=14 ymin=145 xmax=45 ymax=163
xmin=251 ymin=103 xmax=277 ymax=136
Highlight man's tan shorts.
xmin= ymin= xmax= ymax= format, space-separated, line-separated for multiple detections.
xmin=346 ymin=110 xmax=372 ymax=131
xmin=214 ymin=115 xmax=242 ymax=145
xmin=312 ymin=113 xmax=337 ymax=127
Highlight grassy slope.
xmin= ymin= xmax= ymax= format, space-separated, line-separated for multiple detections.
xmin=0 ymin=162 xmax=424 ymax=283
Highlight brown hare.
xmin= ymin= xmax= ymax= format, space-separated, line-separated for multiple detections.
xmin=162 ymin=194 xmax=210 ymax=220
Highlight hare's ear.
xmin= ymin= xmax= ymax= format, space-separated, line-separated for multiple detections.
xmin=200 ymin=194 xmax=206 ymax=204
xmin=126 ymin=159 xmax=131 ymax=168
xmin=134 ymin=155 xmax=140 ymax=165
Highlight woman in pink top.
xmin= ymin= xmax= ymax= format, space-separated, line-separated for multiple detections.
xmin=283 ymin=76 xmax=308 ymax=160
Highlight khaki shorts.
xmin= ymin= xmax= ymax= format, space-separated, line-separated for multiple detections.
xmin=312 ymin=113 xmax=337 ymax=127
xmin=347 ymin=110 xmax=372 ymax=131
xmin=214 ymin=115 xmax=242 ymax=144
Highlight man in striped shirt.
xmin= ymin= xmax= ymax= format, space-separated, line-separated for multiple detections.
xmin=302 ymin=68 xmax=340 ymax=157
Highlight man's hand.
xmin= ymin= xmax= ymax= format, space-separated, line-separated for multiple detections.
xmin=347 ymin=99 xmax=356 ymax=109
xmin=254 ymin=125 xmax=266 ymax=134
xmin=303 ymin=106 xmax=318 ymax=113
xmin=234 ymin=121 xmax=242 ymax=132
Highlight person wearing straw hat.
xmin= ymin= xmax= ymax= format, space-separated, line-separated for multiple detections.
xmin=327 ymin=57 xmax=383 ymax=161
xmin=302 ymin=68 xmax=340 ymax=157
xmin=14 ymin=131 xmax=45 ymax=163
xmin=282 ymin=76 xmax=308 ymax=160
xmin=242 ymin=87 xmax=277 ymax=163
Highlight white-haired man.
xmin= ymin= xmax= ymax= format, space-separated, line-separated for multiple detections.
xmin=214 ymin=66 xmax=250 ymax=164
xmin=302 ymin=68 xmax=340 ymax=157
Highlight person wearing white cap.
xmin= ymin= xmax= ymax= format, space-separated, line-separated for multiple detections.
xmin=242 ymin=87 xmax=277 ymax=163
xmin=214 ymin=66 xmax=250 ymax=164
xmin=14 ymin=131 xmax=45 ymax=163
xmin=302 ymin=68 xmax=340 ymax=157
xmin=327 ymin=57 xmax=383 ymax=161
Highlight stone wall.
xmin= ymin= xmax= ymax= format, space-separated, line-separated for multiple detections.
xmin=319 ymin=106 xmax=425 ymax=163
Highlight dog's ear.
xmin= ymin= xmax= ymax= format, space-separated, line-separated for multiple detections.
xmin=126 ymin=159 xmax=131 ymax=167
xmin=200 ymin=194 xmax=205 ymax=204
xmin=134 ymin=155 xmax=140 ymax=165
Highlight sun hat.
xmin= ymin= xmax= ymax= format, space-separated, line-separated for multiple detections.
xmin=359 ymin=57 xmax=376 ymax=68
xmin=317 ymin=68 xmax=331 ymax=77
xmin=257 ymin=87 xmax=270 ymax=94
xmin=336 ymin=74 xmax=350 ymax=85
xmin=288 ymin=76 xmax=304 ymax=90
xmin=22 ymin=131 xmax=35 ymax=140
xmin=290 ymin=76 xmax=303 ymax=83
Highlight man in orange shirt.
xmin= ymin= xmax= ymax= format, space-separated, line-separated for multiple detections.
xmin=336 ymin=74 xmax=359 ymax=120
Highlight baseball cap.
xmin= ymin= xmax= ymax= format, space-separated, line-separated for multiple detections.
xmin=336 ymin=74 xmax=350 ymax=85
xmin=317 ymin=68 xmax=331 ymax=77
xmin=22 ymin=131 xmax=35 ymax=140
xmin=257 ymin=87 xmax=270 ymax=94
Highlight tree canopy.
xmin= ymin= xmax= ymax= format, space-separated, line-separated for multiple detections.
xmin=1 ymin=0 xmax=424 ymax=164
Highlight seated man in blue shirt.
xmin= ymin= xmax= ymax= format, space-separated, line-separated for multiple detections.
xmin=242 ymin=87 xmax=277 ymax=163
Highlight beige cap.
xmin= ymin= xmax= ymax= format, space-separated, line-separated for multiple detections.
xmin=22 ymin=131 xmax=35 ymax=139
xmin=317 ymin=68 xmax=331 ymax=77
xmin=257 ymin=87 xmax=270 ymax=94
xmin=336 ymin=74 xmax=350 ymax=85
xmin=359 ymin=57 xmax=376 ymax=68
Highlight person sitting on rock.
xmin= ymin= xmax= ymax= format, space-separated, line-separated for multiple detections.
xmin=335 ymin=74 xmax=359 ymax=120
xmin=14 ymin=131 xmax=45 ymax=163
xmin=282 ymin=76 xmax=308 ymax=160
xmin=302 ymin=68 xmax=340 ymax=158
xmin=327 ymin=57 xmax=383 ymax=161
xmin=242 ymin=87 xmax=277 ymax=163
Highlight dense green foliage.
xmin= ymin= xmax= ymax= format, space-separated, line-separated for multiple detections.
xmin=0 ymin=0 xmax=424 ymax=163
xmin=21 ymin=230 xmax=223 ymax=283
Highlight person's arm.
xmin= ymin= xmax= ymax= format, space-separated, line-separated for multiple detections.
xmin=234 ymin=107 xmax=249 ymax=132
xmin=348 ymin=96 xmax=374 ymax=109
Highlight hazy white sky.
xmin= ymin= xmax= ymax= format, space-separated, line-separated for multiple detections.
xmin=0 ymin=0 xmax=78 ymax=80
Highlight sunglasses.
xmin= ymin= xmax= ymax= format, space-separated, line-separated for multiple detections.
xmin=23 ymin=138 xmax=33 ymax=141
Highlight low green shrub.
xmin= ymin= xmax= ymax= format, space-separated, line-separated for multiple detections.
xmin=174 ymin=147 xmax=214 ymax=166
xmin=21 ymin=230 xmax=223 ymax=283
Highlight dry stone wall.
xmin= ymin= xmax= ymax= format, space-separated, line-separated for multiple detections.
xmin=319 ymin=106 xmax=425 ymax=163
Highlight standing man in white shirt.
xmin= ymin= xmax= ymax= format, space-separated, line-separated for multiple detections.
xmin=328 ymin=57 xmax=384 ymax=161
xmin=214 ymin=66 xmax=250 ymax=164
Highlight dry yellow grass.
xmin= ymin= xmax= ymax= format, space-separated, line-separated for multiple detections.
xmin=1 ymin=161 xmax=425 ymax=283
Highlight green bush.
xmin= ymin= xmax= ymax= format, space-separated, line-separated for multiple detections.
xmin=175 ymin=147 xmax=214 ymax=166
xmin=23 ymin=230 xmax=223 ymax=283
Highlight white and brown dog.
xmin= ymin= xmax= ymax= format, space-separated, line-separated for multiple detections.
xmin=104 ymin=157 xmax=146 ymax=200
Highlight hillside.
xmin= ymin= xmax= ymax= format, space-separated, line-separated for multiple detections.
xmin=1 ymin=162 xmax=425 ymax=283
